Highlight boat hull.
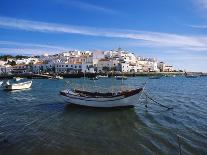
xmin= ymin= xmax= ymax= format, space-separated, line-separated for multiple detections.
xmin=60 ymin=89 xmax=143 ymax=108
xmin=4 ymin=81 xmax=32 ymax=90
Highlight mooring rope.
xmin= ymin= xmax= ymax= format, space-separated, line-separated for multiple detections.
xmin=143 ymin=91 xmax=174 ymax=110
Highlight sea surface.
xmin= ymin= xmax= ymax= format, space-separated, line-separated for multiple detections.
xmin=0 ymin=76 xmax=207 ymax=155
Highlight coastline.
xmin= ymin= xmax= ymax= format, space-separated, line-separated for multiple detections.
xmin=0 ymin=71 xmax=204 ymax=79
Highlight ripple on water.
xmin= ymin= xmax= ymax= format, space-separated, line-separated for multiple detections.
xmin=0 ymin=77 xmax=207 ymax=155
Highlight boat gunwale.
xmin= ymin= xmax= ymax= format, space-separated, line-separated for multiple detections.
xmin=60 ymin=87 xmax=143 ymax=100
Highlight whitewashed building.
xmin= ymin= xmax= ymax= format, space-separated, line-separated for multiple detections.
xmin=55 ymin=62 xmax=94 ymax=73
xmin=97 ymin=59 xmax=119 ymax=72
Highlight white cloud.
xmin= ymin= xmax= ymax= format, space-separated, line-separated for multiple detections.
xmin=0 ymin=16 xmax=207 ymax=52
xmin=0 ymin=40 xmax=72 ymax=55
xmin=64 ymin=0 xmax=117 ymax=14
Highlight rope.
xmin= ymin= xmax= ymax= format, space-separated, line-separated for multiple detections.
xmin=143 ymin=91 xmax=173 ymax=110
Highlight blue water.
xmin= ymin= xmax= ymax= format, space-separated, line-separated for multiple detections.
xmin=0 ymin=76 xmax=207 ymax=155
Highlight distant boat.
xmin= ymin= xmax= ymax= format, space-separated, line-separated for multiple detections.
xmin=53 ymin=75 xmax=63 ymax=80
xmin=165 ymin=75 xmax=176 ymax=77
xmin=97 ymin=75 xmax=108 ymax=78
xmin=49 ymin=75 xmax=63 ymax=80
xmin=149 ymin=76 xmax=162 ymax=79
xmin=0 ymin=81 xmax=3 ymax=86
xmin=4 ymin=81 xmax=32 ymax=90
xmin=60 ymin=87 xmax=143 ymax=108
xmin=13 ymin=77 xmax=23 ymax=81
xmin=115 ymin=76 xmax=127 ymax=80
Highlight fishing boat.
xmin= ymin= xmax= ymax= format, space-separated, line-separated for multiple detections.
xmin=53 ymin=75 xmax=63 ymax=80
xmin=97 ymin=75 xmax=108 ymax=78
xmin=49 ymin=75 xmax=63 ymax=80
xmin=60 ymin=87 xmax=143 ymax=108
xmin=115 ymin=76 xmax=127 ymax=80
xmin=4 ymin=81 xmax=32 ymax=90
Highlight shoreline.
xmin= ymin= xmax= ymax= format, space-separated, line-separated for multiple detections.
xmin=0 ymin=71 xmax=201 ymax=79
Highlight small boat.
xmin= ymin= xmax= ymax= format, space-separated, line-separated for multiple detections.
xmin=0 ymin=81 xmax=3 ymax=86
xmin=4 ymin=81 xmax=32 ymax=90
xmin=13 ymin=77 xmax=23 ymax=81
xmin=60 ymin=87 xmax=143 ymax=108
xmin=149 ymin=76 xmax=162 ymax=79
xmin=97 ymin=75 xmax=108 ymax=78
xmin=54 ymin=75 xmax=63 ymax=80
xmin=115 ymin=76 xmax=127 ymax=80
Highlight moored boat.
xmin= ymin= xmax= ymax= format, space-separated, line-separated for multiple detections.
xmin=115 ymin=76 xmax=127 ymax=80
xmin=97 ymin=75 xmax=108 ymax=78
xmin=0 ymin=81 xmax=3 ymax=86
xmin=49 ymin=75 xmax=63 ymax=80
xmin=60 ymin=87 xmax=143 ymax=108
xmin=4 ymin=81 xmax=32 ymax=90
xmin=53 ymin=75 xmax=63 ymax=80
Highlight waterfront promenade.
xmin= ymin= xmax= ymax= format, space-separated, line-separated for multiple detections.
xmin=0 ymin=72 xmax=190 ymax=79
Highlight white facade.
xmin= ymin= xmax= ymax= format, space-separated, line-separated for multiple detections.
xmin=55 ymin=63 xmax=82 ymax=73
xmin=32 ymin=62 xmax=54 ymax=74
xmin=97 ymin=59 xmax=118 ymax=72
xmin=119 ymin=63 xmax=142 ymax=72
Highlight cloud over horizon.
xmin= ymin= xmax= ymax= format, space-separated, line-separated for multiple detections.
xmin=0 ymin=16 xmax=207 ymax=53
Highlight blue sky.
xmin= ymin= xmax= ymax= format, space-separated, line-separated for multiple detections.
xmin=0 ymin=0 xmax=207 ymax=72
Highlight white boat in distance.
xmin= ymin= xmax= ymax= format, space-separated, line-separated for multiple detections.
xmin=60 ymin=87 xmax=143 ymax=108
xmin=0 ymin=81 xmax=3 ymax=86
xmin=4 ymin=81 xmax=32 ymax=90
xmin=53 ymin=75 xmax=63 ymax=80
xmin=97 ymin=75 xmax=108 ymax=78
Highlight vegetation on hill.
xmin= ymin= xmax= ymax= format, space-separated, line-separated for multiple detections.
xmin=0 ymin=55 xmax=29 ymax=61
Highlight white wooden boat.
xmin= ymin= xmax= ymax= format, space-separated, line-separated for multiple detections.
xmin=53 ymin=75 xmax=63 ymax=80
xmin=115 ymin=76 xmax=127 ymax=80
xmin=97 ymin=75 xmax=108 ymax=78
xmin=4 ymin=81 xmax=32 ymax=90
xmin=60 ymin=87 xmax=143 ymax=108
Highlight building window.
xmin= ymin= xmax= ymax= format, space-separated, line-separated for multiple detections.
xmin=66 ymin=65 xmax=68 ymax=67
